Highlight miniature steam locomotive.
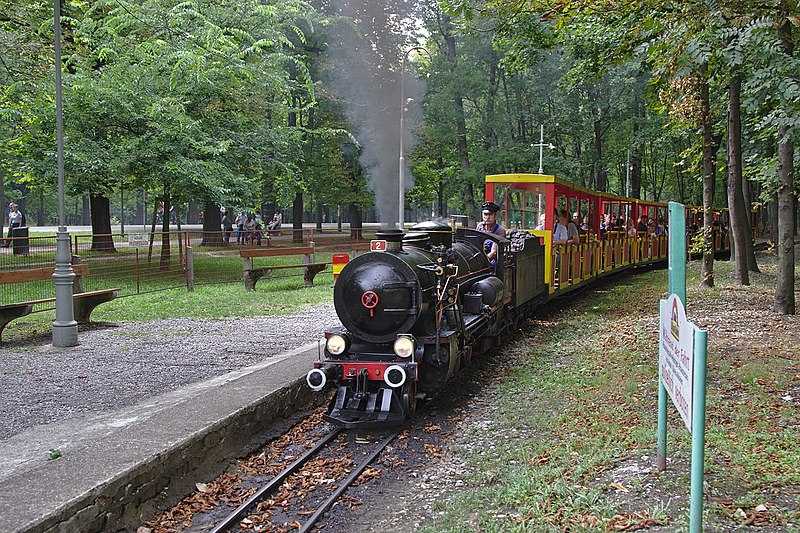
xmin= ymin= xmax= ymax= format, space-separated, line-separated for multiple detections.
xmin=305 ymin=220 xmax=547 ymax=428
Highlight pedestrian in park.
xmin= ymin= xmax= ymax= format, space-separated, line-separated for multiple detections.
xmin=267 ymin=211 xmax=282 ymax=232
xmin=235 ymin=211 xmax=246 ymax=245
xmin=222 ymin=209 xmax=233 ymax=243
xmin=4 ymin=202 xmax=25 ymax=247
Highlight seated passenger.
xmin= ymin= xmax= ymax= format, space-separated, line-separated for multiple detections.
xmin=535 ymin=213 xmax=546 ymax=230
xmin=567 ymin=212 xmax=580 ymax=244
xmin=637 ymin=215 xmax=649 ymax=233
xmin=476 ymin=201 xmax=506 ymax=264
xmin=626 ymin=218 xmax=638 ymax=237
xmin=553 ymin=210 xmax=570 ymax=244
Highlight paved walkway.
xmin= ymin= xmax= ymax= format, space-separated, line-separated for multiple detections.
xmin=0 ymin=341 xmax=322 ymax=532
xmin=0 ymin=304 xmax=338 ymax=439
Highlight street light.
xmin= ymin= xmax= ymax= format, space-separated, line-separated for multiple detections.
xmin=52 ymin=0 xmax=78 ymax=347
xmin=399 ymin=45 xmax=431 ymax=230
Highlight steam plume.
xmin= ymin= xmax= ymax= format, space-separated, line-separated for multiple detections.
xmin=323 ymin=1 xmax=424 ymax=227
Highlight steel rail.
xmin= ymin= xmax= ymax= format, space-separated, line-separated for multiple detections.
xmin=298 ymin=430 xmax=400 ymax=533
xmin=210 ymin=428 xmax=341 ymax=533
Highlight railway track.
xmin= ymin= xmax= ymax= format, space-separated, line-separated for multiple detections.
xmin=209 ymin=427 xmax=400 ymax=533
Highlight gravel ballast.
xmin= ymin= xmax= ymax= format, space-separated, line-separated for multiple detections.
xmin=0 ymin=304 xmax=340 ymax=440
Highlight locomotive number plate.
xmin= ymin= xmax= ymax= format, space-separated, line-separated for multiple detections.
xmin=370 ymin=240 xmax=388 ymax=252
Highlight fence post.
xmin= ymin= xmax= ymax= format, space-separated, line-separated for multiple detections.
xmin=186 ymin=245 xmax=194 ymax=291
xmin=135 ymin=248 xmax=141 ymax=294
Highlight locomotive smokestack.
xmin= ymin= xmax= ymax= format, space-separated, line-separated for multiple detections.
xmin=376 ymin=228 xmax=403 ymax=252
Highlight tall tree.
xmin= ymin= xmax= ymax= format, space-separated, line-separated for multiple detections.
xmin=775 ymin=3 xmax=795 ymax=314
xmin=726 ymin=73 xmax=750 ymax=285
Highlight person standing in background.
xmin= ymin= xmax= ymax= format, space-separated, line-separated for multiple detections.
xmin=4 ymin=202 xmax=24 ymax=247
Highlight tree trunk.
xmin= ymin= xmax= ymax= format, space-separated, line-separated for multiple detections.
xmin=776 ymin=128 xmax=795 ymax=314
xmin=593 ymin=119 xmax=606 ymax=191
xmin=90 ymin=194 xmax=115 ymax=252
xmin=437 ymin=181 xmax=445 ymax=217
xmin=699 ymin=67 xmax=718 ymax=287
xmin=135 ymin=190 xmax=144 ymax=226
xmin=0 ymin=168 xmax=4 ymax=236
xmin=775 ymin=5 xmax=795 ymax=314
xmin=159 ymin=184 xmax=172 ymax=270
xmin=292 ymin=191 xmax=304 ymax=243
xmin=201 ymin=201 xmax=224 ymax=246
xmin=160 ymin=187 xmax=171 ymax=270
xmin=726 ymin=74 xmax=750 ymax=285
xmin=349 ymin=202 xmax=362 ymax=240
xmin=315 ymin=200 xmax=323 ymax=231
xmin=82 ymin=194 xmax=91 ymax=225
xmin=147 ymin=200 xmax=157 ymax=262
xmin=442 ymin=16 xmax=474 ymax=219
xmin=741 ymin=177 xmax=759 ymax=271
xmin=630 ymin=155 xmax=642 ymax=198
xmin=630 ymin=91 xmax=644 ymax=198
xmin=37 ymin=192 xmax=45 ymax=226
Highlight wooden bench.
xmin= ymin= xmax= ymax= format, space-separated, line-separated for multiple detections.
xmin=240 ymin=245 xmax=327 ymax=291
xmin=0 ymin=261 xmax=119 ymax=340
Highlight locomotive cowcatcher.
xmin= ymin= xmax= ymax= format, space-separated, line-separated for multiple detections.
xmin=306 ymin=220 xmax=547 ymax=429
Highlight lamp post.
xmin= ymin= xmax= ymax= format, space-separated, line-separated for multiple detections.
xmin=399 ymin=46 xmax=431 ymax=230
xmin=52 ymin=0 xmax=78 ymax=347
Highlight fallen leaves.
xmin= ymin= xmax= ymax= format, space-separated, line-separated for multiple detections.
xmin=607 ymin=512 xmax=663 ymax=531
xmin=424 ymin=443 xmax=443 ymax=459
xmin=527 ymin=452 xmax=550 ymax=466
xmin=354 ymin=466 xmax=382 ymax=485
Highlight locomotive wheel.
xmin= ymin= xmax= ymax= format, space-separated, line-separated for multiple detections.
xmin=403 ymin=383 xmax=418 ymax=416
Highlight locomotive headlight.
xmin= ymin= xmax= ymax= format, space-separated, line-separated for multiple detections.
xmin=393 ymin=335 xmax=415 ymax=358
xmin=326 ymin=334 xmax=348 ymax=356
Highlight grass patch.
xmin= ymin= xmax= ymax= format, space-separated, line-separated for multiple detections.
xmin=1 ymin=274 xmax=334 ymax=345
xmin=423 ymin=253 xmax=800 ymax=532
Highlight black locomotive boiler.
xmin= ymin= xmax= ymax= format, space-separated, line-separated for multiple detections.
xmin=306 ymin=220 xmax=547 ymax=428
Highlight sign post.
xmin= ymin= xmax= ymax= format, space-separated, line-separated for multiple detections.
xmin=658 ymin=202 xmax=686 ymax=470
xmin=657 ymin=201 xmax=708 ymax=533
xmin=689 ymin=329 xmax=708 ymax=532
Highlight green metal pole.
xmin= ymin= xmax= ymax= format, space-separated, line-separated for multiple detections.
xmin=668 ymin=202 xmax=687 ymax=305
xmin=689 ymin=329 xmax=708 ymax=532
xmin=658 ymin=202 xmax=687 ymax=471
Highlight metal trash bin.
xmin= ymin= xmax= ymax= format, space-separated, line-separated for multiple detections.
xmin=11 ymin=226 xmax=29 ymax=256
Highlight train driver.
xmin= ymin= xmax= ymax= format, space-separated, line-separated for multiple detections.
xmin=476 ymin=201 xmax=507 ymax=265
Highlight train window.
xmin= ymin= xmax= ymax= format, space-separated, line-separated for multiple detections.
xmin=493 ymin=184 xmax=547 ymax=230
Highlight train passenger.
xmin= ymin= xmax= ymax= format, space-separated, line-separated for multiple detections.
xmin=567 ymin=213 xmax=580 ymax=243
xmin=535 ymin=213 xmax=546 ymax=230
xmin=637 ymin=215 xmax=649 ymax=233
xmin=625 ymin=218 xmax=639 ymax=237
xmin=553 ymin=210 xmax=569 ymax=244
xmin=476 ymin=201 xmax=506 ymax=264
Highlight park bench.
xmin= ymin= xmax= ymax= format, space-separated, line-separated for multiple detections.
xmin=240 ymin=246 xmax=327 ymax=291
xmin=0 ymin=261 xmax=119 ymax=340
